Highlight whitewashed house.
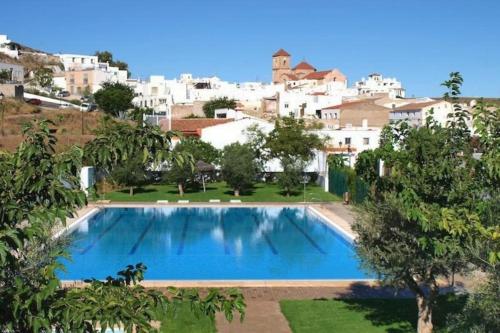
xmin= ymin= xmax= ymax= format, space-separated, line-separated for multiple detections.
xmin=0 ymin=35 xmax=19 ymax=59
xmin=55 ymin=54 xmax=99 ymax=70
xmin=389 ymin=100 xmax=455 ymax=127
xmin=355 ymin=73 xmax=405 ymax=98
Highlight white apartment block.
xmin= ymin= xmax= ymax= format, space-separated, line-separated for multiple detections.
xmin=355 ymin=73 xmax=405 ymax=98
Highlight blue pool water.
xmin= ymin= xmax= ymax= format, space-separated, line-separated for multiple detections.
xmin=59 ymin=207 xmax=371 ymax=280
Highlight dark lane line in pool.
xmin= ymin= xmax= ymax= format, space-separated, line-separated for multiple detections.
xmin=284 ymin=214 xmax=327 ymax=255
xmin=80 ymin=213 xmax=124 ymax=254
xmin=176 ymin=214 xmax=190 ymax=255
xmin=128 ymin=217 xmax=155 ymax=255
xmin=220 ymin=214 xmax=231 ymax=255
xmin=251 ymin=214 xmax=278 ymax=255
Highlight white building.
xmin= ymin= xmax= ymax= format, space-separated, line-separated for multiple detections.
xmin=315 ymin=127 xmax=382 ymax=166
xmin=0 ymin=35 xmax=19 ymax=59
xmin=0 ymin=62 xmax=24 ymax=83
xmin=55 ymin=53 xmax=99 ymax=70
xmin=389 ymin=100 xmax=456 ymax=127
xmin=132 ymin=74 xmax=282 ymax=112
xmin=355 ymin=73 xmax=405 ymax=98
xmin=277 ymin=91 xmax=344 ymax=118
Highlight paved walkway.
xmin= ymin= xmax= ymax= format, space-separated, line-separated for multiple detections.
xmin=216 ymin=301 xmax=291 ymax=333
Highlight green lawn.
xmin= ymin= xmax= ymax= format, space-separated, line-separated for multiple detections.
xmin=158 ymin=303 xmax=216 ymax=333
xmin=99 ymin=182 xmax=340 ymax=203
xmin=280 ymin=296 xmax=466 ymax=333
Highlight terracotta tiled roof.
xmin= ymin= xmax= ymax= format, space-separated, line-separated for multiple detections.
xmin=159 ymin=118 xmax=233 ymax=137
xmin=293 ymin=61 xmax=315 ymax=71
xmin=393 ymin=101 xmax=440 ymax=112
xmin=273 ymin=48 xmax=291 ymax=57
xmin=282 ymin=73 xmax=299 ymax=81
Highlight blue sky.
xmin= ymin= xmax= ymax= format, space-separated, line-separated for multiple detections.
xmin=2 ymin=0 xmax=499 ymax=97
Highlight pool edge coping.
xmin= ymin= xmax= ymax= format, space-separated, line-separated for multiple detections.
xmin=60 ymin=279 xmax=378 ymax=288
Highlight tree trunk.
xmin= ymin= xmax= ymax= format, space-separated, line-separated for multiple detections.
xmin=129 ymin=186 xmax=134 ymax=196
xmin=234 ymin=189 xmax=240 ymax=197
xmin=416 ymin=294 xmax=433 ymax=333
xmin=408 ymin=277 xmax=439 ymax=333
xmin=178 ymin=183 xmax=184 ymax=196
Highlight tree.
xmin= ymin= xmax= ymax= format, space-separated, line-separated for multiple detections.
xmin=33 ymin=67 xmax=53 ymax=90
xmin=94 ymin=82 xmax=135 ymax=118
xmin=95 ymin=50 xmax=114 ymax=63
xmin=111 ymin=155 xmax=148 ymax=195
xmin=277 ymin=157 xmax=303 ymax=196
xmin=354 ymin=150 xmax=379 ymax=184
xmin=0 ymin=120 xmax=245 ymax=331
xmin=327 ymin=154 xmax=347 ymax=170
xmin=352 ymin=73 xmax=483 ymax=333
xmin=84 ymin=119 xmax=178 ymax=172
xmin=202 ymin=97 xmax=237 ymax=118
xmin=221 ymin=143 xmax=258 ymax=196
xmin=95 ymin=51 xmax=131 ymax=77
xmin=129 ymin=106 xmax=154 ymax=124
xmin=166 ymin=137 xmax=219 ymax=196
xmin=0 ymin=69 xmax=11 ymax=81
xmin=265 ymin=117 xmax=323 ymax=196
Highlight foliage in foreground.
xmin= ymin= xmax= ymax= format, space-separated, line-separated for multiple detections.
xmin=0 ymin=119 xmax=245 ymax=332
xmin=352 ymin=73 xmax=499 ymax=333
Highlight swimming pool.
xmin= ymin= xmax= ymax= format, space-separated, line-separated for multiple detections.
xmin=59 ymin=207 xmax=371 ymax=281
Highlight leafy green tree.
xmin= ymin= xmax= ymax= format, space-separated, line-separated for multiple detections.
xmin=33 ymin=67 xmax=53 ymax=90
xmin=129 ymin=106 xmax=154 ymax=124
xmin=95 ymin=51 xmax=131 ymax=77
xmin=84 ymin=119 xmax=178 ymax=172
xmin=327 ymin=154 xmax=347 ymax=170
xmin=447 ymin=274 xmax=499 ymax=333
xmin=277 ymin=157 xmax=303 ymax=196
xmin=166 ymin=137 xmax=219 ymax=196
xmin=245 ymin=124 xmax=269 ymax=173
xmin=221 ymin=143 xmax=258 ymax=196
xmin=111 ymin=156 xmax=148 ymax=196
xmin=265 ymin=117 xmax=323 ymax=196
xmin=203 ymin=97 xmax=237 ymax=118
xmin=94 ymin=82 xmax=135 ymax=118
xmin=0 ymin=69 xmax=11 ymax=81
xmin=354 ymin=150 xmax=379 ymax=184
xmin=353 ymin=73 xmax=484 ymax=333
xmin=95 ymin=50 xmax=114 ymax=63
xmin=0 ymin=120 xmax=245 ymax=331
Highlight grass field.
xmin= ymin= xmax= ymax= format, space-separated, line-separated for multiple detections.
xmin=99 ymin=182 xmax=340 ymax=203
xmin=158 ymin=303 xmax=216 ymax=333
xmin=280 ymin=296 xmax=466 ymax=333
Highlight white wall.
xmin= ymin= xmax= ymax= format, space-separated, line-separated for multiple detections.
xmin=200 ymin=117 xmax=329 ymax=173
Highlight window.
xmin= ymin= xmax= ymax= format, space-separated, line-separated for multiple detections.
xmin=69 ymin=75 xmax=75 ymax=84
xmin=83 ymin=74 xmax=88 ymax=85
xmin=345 ymin=137 xmax=351 ymax=145
xmin=284 ymin=103 xmax=289 ymax=109
xmin=363 ymin=137 xmax=370 ymax=145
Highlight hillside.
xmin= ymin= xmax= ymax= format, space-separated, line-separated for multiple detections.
xmin=0 ymin=98 xmax=105 ymax=152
